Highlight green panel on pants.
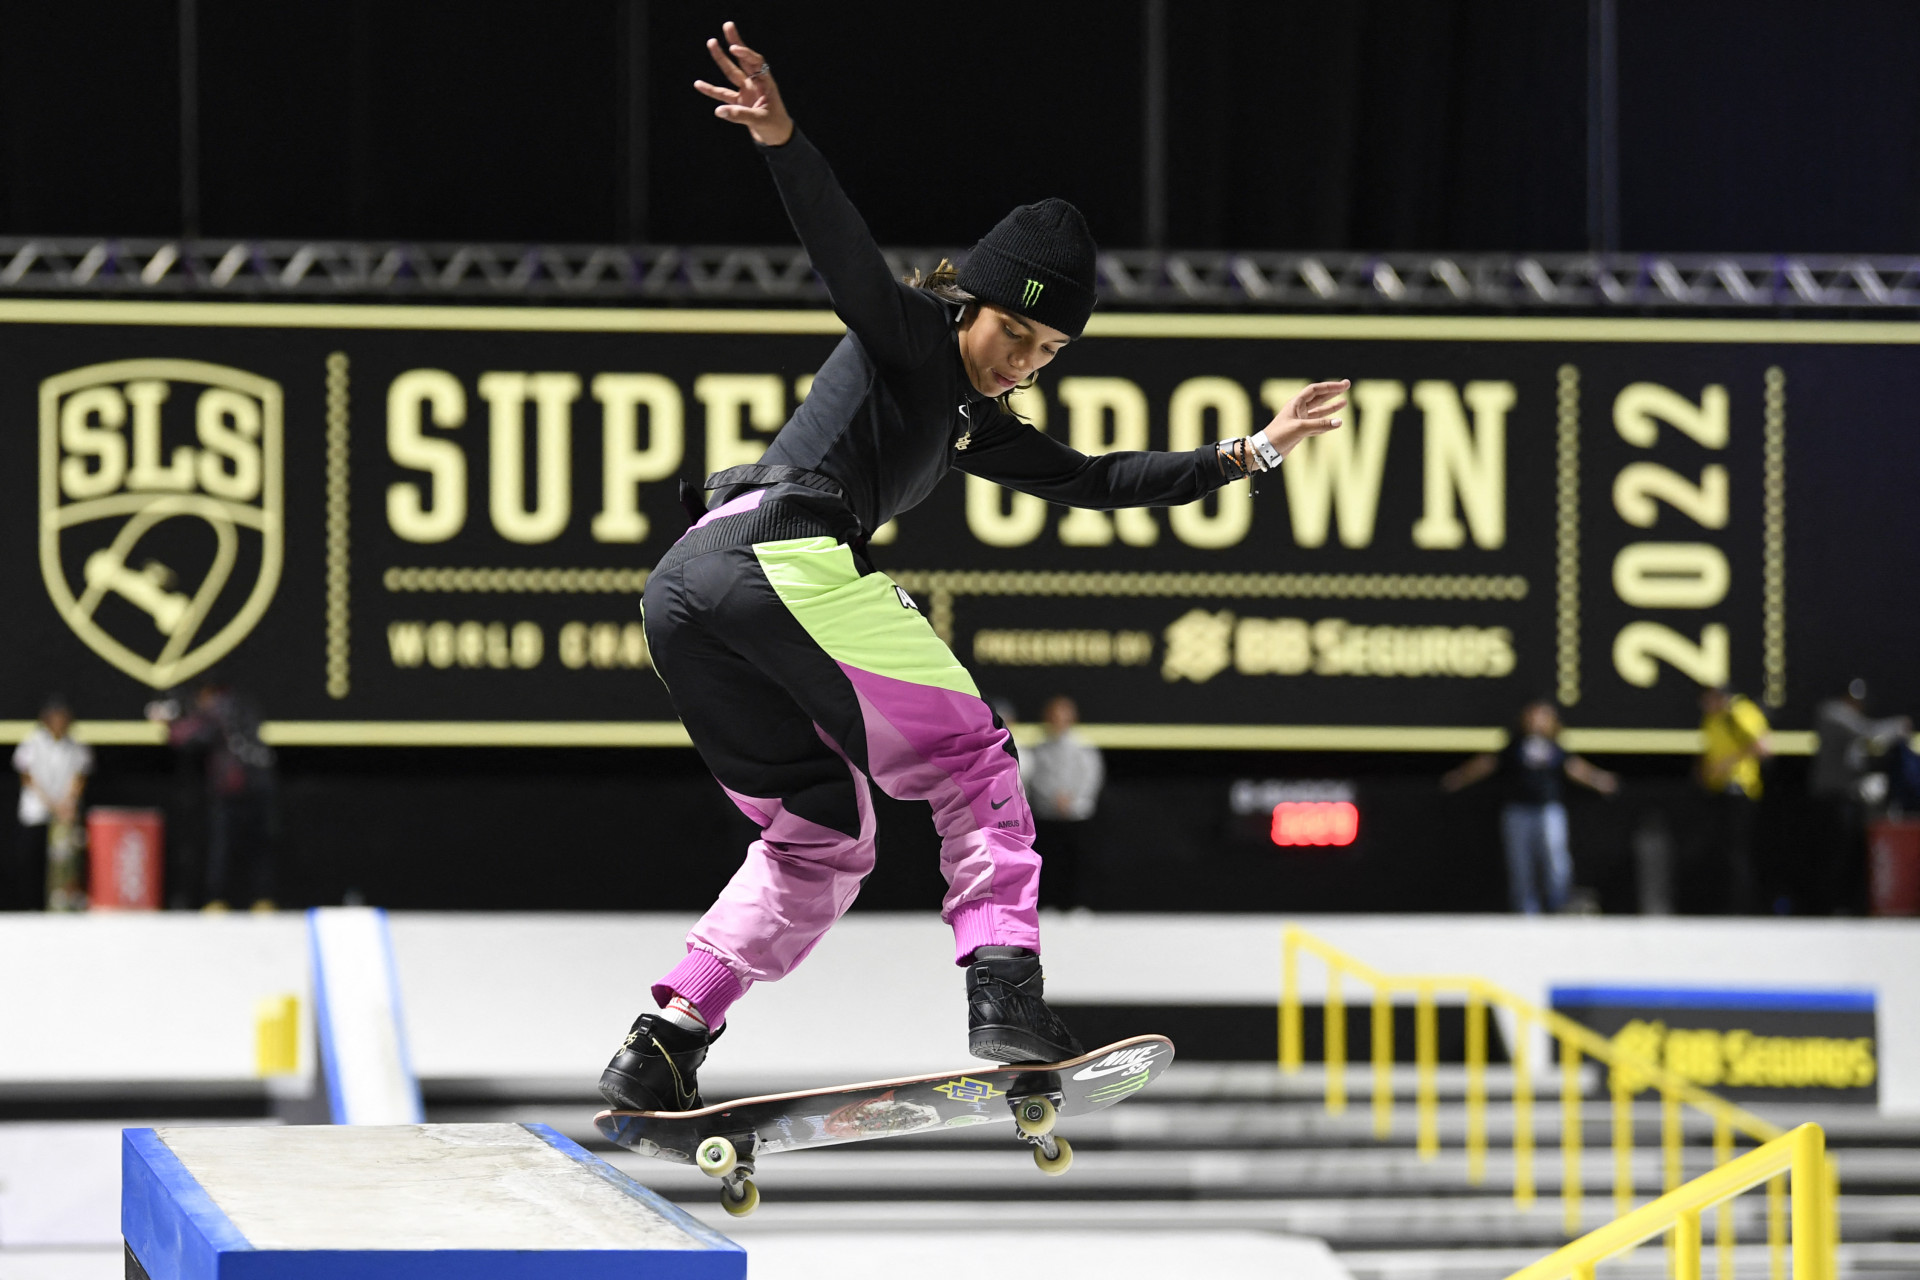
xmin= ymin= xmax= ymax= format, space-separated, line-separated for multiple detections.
xmin=751 ymin=536 xmax=979 ymax=698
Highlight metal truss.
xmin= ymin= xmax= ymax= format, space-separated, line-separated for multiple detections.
xmin=4 ymin=237 xmax=1918 ymax=309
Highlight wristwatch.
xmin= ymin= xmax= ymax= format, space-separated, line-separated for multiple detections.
xmin=1248 ymin=432 xmax=1284 ymax=471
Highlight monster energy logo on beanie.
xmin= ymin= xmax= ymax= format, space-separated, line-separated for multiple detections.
xmin=958 ymin=197 xmax=1098 ymax=339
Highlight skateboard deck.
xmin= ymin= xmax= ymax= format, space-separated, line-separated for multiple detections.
xmin=594 ymin=1034 xmax=1174 ymax=1215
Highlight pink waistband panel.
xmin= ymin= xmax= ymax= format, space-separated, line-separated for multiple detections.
xmin=688 ymin=486 xmax=767 ymax=531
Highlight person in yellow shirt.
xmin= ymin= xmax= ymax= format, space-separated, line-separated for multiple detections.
xmin=1697 ymin=686 xmax=1771 ymax=913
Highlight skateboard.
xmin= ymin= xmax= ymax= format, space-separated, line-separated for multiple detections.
xmin=594 ymin=1033 xmax=1174 ymax=1217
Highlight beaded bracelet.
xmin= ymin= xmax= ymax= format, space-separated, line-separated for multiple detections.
xmin=1216 ymin=436 xmax=1251 ymax=480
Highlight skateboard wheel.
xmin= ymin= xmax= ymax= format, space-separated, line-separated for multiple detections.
xmin=695 ymin=1136 xmax=738 ymax=1178
xmin=720 ymin=1178 xmax=760 ymax=1217
xmin=1033 ymin=1136 xmax=1073 ymax=1177
xmin=1013 ymin=1096 xmax=1057 ymax=1137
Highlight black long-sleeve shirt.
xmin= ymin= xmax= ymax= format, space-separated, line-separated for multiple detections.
xmin=749 ymin=130 xmax=1230 ymax=534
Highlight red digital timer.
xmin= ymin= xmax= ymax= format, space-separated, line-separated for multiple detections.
xmin=1270 ymin=801 xmax=1360 ymax=847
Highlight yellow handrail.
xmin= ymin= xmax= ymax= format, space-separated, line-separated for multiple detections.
xmin=1279 ymin=925 xmax=1841 ymax=1278
xmin=1502 ymin=1123 xmax=1832 ymax=1280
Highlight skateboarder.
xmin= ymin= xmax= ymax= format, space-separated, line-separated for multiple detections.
xmin=600 ymin=21 xmax=1349 ymax=1113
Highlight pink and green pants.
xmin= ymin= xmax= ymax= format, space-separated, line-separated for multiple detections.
xmin=641 ymin=491 xmax=1040 ymax=1028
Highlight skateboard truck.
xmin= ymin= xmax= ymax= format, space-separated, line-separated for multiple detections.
xmin=693 ymin=1134 xmax=760 ymax=1217
xmin=1008 ymin=1073 xmax=1074 ymax=1176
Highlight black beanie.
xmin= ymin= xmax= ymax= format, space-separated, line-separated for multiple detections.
xmin=957 ymin=198 xmax=1099 ymax=339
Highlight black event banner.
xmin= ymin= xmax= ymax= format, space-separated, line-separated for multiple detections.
xmin=4 ymin=300 xmax=1915 ymax=749
xmin=1552 ymin=986 xmax=1878 ymax=1104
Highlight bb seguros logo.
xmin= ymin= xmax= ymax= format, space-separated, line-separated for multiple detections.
xmin=39 ymin=359 xmax=284 ymax=688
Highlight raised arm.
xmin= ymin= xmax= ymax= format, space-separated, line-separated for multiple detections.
xmin=1442 ymin=753 xmax=1499 ymax=792
xmin=694 ymin=23 xmax=948 ymax=368
xmin=1823 ymin=701 xmax=1913 ymax=757
xmin=954 ymin=422 xmax=1226 ymax=509
xmin=955 ymin=379 xmax=1351 ymax=509
xmin=1565 ymin=755 xmax=1620 ymax=796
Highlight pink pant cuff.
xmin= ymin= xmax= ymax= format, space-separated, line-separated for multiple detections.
xmin=948 ymin=899 xmax=1038 ymax=964
xmin=652 ymin=948 xmax=746 ymax=1027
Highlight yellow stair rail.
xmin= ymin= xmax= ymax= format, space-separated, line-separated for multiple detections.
xmin=1503 ymin=1123 xmax=1835 ymax=1280
xmin=1280 ymin=925 xmax=1840 ymax=1276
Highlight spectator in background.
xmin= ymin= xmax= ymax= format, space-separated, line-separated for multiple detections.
xmin=1443 ymin=700 xmax=1619 ymax=915
xmin=1696 ymin=685 xmax=1771 ymax=913
xmin=9 ymin=696 xmax=91 ymax=911
xmin=1021 ymin=695 xmax=1104 ymax=910
xmin=148 ymin=677 xmax=278 ymax=912
xmin=162 ymin=690 xmax=208 ymax=911
xmin=1810 ymin=679 xmax=1910 ymax=914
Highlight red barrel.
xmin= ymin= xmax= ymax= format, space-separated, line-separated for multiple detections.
xmin=87 ymin=807 xmax=165 ymax=910
xmin=1868 ymin=818 xmax=1920 ymax=917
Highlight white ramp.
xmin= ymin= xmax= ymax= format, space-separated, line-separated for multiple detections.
xmin=308 ymin=907 xmax=420 ymax=1124
xmin=121 ymin=1123 xmax=743 ymax=1279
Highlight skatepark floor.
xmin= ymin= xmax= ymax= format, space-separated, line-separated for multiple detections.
xmin=7 ymin=1082 xmax=1920 ymax=1280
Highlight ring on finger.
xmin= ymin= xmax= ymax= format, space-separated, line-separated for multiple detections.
xmin=747 ymin=62 xmax=772 ymax=79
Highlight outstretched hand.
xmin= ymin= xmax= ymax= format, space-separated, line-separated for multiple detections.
xmin=693 ymin=21 xmax=794 ymax=147
xmin=1260 ymin=380 xmax=1349 ymax=462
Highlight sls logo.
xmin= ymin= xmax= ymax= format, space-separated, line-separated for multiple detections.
xmin=39 ymin=359 xmax=284 ymax=688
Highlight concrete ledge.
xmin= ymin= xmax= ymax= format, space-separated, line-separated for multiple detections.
xmin=121 ymin=1123 xmax=743 ymax=1279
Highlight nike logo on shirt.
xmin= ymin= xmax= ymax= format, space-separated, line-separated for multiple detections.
xmin=989 ymin=796 xmax=1012 ymax=810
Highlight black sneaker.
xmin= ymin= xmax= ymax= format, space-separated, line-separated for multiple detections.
xmin=598 ymin=1013 xmax=720 ymax=1112
xmin=966 ymin=946 xmax=1084 ymax=1064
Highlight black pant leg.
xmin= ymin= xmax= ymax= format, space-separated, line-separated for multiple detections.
xmin=646 ymin=546 xmax=869 ymax=841
xmin=1804 ymin=797 xmax=1838 ymax=914
xmin=1034 ymin=817 xmax=1082 ymax=909
xmin=1723 ymin=796 xmax=1759 ymax=914
xmin=10 ymin=823 xmax=49 ymax=911
xmin=233 ymin=789 xmax=275 ymax=907
xmin=1829 ymin=798 xmax=1867 ymax=914
xmin=206 ymin=795 xmax=235 ymax=904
